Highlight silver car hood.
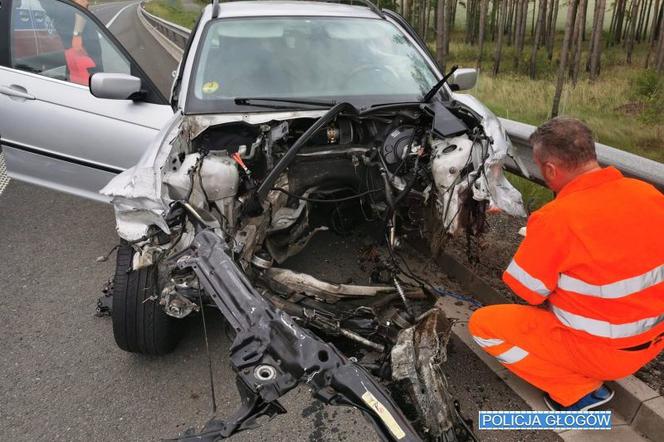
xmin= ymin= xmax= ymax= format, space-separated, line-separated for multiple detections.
xmin=101 ymin=102 xmax=525 ymax=242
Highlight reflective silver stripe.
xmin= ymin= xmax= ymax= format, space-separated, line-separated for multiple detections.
xmin=505 ymin=259 xmax=551 ymax=296
xmin=495 ymin=346 xmax=529 ymax=364
xmin=552 ymin=305 xmax=664 ymax=338
xmin=558 ymin=264 xmax=664 ymax=299
xmin=472 ymin=336 xmax=504 ymax=348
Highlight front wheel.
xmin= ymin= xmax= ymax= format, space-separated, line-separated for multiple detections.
xmin=112 ymin=245 xmax=182 ymax=355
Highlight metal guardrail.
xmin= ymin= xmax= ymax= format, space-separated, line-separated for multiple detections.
xmin=501 ymin=118 xmax=664 ymax=193
xmin=139 ymin=2 xmax=190 ymax=50
xmin=139 ymin=6 xmax=664 ymax=193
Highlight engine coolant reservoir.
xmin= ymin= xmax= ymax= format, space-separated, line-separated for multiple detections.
xmin=200 ymin=153 xmax=240 ymax=229
xmin=164 ymin=152 xmax=239 ymax=211
xmin=199 ymin=153 xmax=240 ymax=201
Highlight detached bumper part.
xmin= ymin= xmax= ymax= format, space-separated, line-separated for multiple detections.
xmin=391 ymin=303 xmax=459 ymax=440
xmin=173 ymin=230 xmax=421 ymax=441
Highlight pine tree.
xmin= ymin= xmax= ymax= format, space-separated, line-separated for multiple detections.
xmin=552 ymin=0 xmax=580 ymax=116
xmin=478 ymin=0 xmax=490 ymax=67
xmin=588 ymin=0 xmax=607 ymax=79
xmin=530 ymin=0 xmax=548 ymax=78
xmin=436 ymin=0 xmax=449 ymax=71
xmin=493 ymin=0 xmax=508 ymax=75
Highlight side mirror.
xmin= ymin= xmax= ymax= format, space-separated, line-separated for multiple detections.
xmin=90 ymin=73 xmax=144 ymax=100
xmin=449 ymin=68 xmax=478 ymax=91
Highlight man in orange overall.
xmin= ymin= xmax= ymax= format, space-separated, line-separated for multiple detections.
xmin=469 ymin=117 xmax=664 ymax=411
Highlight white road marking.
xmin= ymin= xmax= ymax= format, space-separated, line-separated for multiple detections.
xmin=91 ymin=3 xmax=121 ymax=11
xmin=0 ymin=151 xmax=10 ymax=196
xmin=105 ymin=2 xmax=139 ymax=28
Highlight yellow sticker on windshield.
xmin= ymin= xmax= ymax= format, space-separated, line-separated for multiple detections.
xmin=202 ymin=81 xmax=219 ymax=94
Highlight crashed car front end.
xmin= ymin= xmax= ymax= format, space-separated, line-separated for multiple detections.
xmin=100 ymin=4 xmax=526 ymax=440
xmin=100 ymin=93 xmax=523 ymax=440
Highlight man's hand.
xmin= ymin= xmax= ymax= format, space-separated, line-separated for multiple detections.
xmin=71 ymin=0 xmax=89 ymax=50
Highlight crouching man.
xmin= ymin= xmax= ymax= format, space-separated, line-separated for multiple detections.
xmin=469 ymin=117 xmax=664 ymax=411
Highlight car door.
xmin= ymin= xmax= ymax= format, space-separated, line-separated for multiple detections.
xmin=0 ymin=0 xmax=174 ymax=201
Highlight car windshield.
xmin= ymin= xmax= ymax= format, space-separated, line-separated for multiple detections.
xmin=186 ymin=16 xmax=438 ymax=113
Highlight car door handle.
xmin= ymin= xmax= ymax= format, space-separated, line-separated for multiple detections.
xmin=0 ymin=85 xmax=36 ymax=100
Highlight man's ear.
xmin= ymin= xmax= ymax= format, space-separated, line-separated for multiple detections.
xmin=542 ymin=161 xmax=558 ymax=182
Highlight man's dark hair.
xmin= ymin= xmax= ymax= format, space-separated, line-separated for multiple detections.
xmin=529 ymin=117 xmax=597 ymax=169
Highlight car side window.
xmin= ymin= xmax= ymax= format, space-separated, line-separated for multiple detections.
xmin=10 ymin=0 xmax=130 ymax=85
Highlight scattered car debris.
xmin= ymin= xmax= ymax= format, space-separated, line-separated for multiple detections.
xmin=95 ymin=278 xmax=113 ymax=317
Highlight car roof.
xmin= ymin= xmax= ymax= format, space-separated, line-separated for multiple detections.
xmin=205 ymin=1 xmax=382 ymax=19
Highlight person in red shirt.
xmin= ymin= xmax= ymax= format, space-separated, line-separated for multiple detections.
xmin=469 ymin=117 xmax=664 ymax=411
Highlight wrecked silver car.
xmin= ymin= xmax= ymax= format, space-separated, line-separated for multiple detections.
xmin=100 ymin=2 xmax=524 ymax=441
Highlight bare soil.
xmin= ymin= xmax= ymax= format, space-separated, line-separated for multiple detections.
xmin=284 ymin=224 xmax=560 ymax=441
xmin=444 ymin=212 xmax=664 ymax=396
xmin=445 ymin=212 xmax=529 ymax=304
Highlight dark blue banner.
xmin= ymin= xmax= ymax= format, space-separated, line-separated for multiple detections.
xmin=478 ymin=411 xmax=612 ymax=430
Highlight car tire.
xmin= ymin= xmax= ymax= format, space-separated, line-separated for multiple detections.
xmin=112 ymin=244 xmax=181 ymax=355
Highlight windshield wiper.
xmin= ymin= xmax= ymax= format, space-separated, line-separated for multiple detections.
xmin=234 ymin=97 xmax=337 ymax=109
xmin=421 ymin=65 xmax=458 ymax=103
xmin=359 ymin=65 xmax=459 ymax=113
xmin=359 ymin=101 xmax=422 ymax=114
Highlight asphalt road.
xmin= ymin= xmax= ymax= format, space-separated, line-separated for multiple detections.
xmin=0 ymin=3 xmax=559 ymax=441
xmin=0 ymin=181 xmax=558 ymax=442
xmin=92 ymin=1 xmax=178 ymax=96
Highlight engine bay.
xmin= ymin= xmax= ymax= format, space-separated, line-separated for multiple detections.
xmin=160 ymin=100 xmax=498 ymax=265
xmin=101 ymin=97 xmax=524 ymax=441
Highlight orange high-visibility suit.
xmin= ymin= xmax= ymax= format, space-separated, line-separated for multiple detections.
xmin=469 ymin=167 xmax=664 ymax=406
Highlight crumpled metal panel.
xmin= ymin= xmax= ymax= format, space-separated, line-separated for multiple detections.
xmin=101 ymin=111 xmax=334 ymax=241
xmin=187 ymin=110 xmax=328 ymax=139
xmin=176 ymin=229 xmax=423 ymax=441
xmin=391 ymin=299 xmax=458 ymax=440
xmin=452 ymin=93 xmax=527 ymax=218
xmin=263 ymin=267 xmax=398 ymax=302
xmin=100 ymin=112 xmax=185 ymax=241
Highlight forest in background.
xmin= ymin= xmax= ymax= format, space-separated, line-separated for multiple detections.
xmin=383 ymin=0 xmax=664 ymax=118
